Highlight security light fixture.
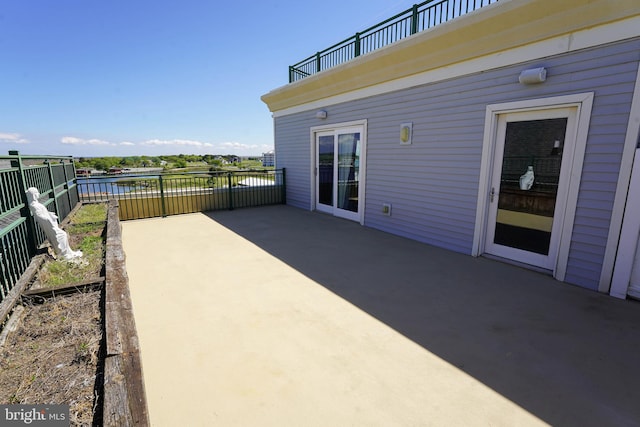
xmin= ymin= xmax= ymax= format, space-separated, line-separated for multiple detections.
xmin=519 ymin=67 xmax=547 ymax=84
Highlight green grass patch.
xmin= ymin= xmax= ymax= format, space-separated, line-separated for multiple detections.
xmin=67 ymin=222 xmax=103 ymax=235
xmin=37 ymin=204 xmax=107 ymax=287
xmin=38 ymin=235 xmax=104 ymax=287
xmin=70 ymin=203 xmax=107 ymax=224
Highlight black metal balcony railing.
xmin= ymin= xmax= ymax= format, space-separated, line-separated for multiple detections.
xmin=78 ymin=169 xmax=286 ymax=220
xmin=289 ymin=0 xmax=499 ymax=82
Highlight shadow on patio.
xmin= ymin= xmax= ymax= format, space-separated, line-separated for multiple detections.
xmin=122 ymin=205 xmax=640 ymax=426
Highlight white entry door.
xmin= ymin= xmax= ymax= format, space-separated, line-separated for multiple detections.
xmin=484 ymin=107 xmax=578 ymax=270
xmin=315 ymin=126 xmax=363 ymax=222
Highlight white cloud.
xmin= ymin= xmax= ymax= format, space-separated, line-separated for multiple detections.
xmin=61 ymin=136 xmax=113 ymax=146
xmin=220 ymin=141 xmax=258 ymax=150
xmin=0 ymin=132 xmax=29 ymax=144
xmin=141 ymin=139 xmax=213 ymax=148
xmin=50 ymin=135 xmax=268 ymax=155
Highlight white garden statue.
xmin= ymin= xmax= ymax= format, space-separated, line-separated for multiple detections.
xmin=519 ymin=166 xmax=535 ymax=191
xmin=26 ymin=187 xmax=83 ymax=260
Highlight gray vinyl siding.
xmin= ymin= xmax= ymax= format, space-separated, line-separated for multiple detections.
xmin=273 ymin=38 xmax=640 ymax=290
xmin=274 ymin=115 xmax=312 ymax=209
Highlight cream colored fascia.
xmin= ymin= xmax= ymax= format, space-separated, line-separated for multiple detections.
xmin=261 ymin=0 xmax=640 ymax=115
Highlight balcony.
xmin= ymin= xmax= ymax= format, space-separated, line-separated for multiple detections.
xmin=289 ymin=0 xmax=499 ymax=82
xmin=3 ymin=152 xmax=640 ymax=425
xmin=124 ymin=205 xmax=640 ymax=426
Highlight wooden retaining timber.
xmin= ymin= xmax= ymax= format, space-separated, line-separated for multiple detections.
xmin=0 ymin=255 xmax=46 ymax=326
xmin=103 ymin=199 xmax=150 ymax=426
xmin=21 ymin=277 xmax=105 ymax=303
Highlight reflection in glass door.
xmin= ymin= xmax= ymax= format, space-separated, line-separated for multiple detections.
xmin=315 ymin=127 xmax=363 ymax=221
xmin=485 ymin=108 xmax=576 ymax=269
xmin=494 ymin=118 xmax=567 ymax=255
xmin=317 ymin=135 xmax=334 ymax=210
xmin=337 ymin=133 xmax=360 ymax=213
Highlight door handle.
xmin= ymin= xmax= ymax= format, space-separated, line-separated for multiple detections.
xmin=490 ymin=187 xmax=495 ymax=203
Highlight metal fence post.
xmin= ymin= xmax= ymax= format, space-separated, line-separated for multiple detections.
xmin=60 ymin=158 xmax=80 ymax=209
xmin=60 ymin=160 xmax=71 ymax=212
xmin=281 ymin=168 xmax=286 ymax=205
xmin=45 ymin=160 xmax=61 ymax=219
xmin=159 ymin=175 xmax=166 ymax=217
xmin=67 ymin=158 xmax=80 ymax=206
xmin=411 ymin=4 xmax=419 ymax=35
xmin=355 ymin=32 xmax=361 ymax=57
xmin=8 ymin=150 xmax=38 ymax=257
xmin=227 ymin=172 xmax=234 ymax=210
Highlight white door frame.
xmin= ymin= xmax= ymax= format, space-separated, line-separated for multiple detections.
xmin=310 ymin=119 xmax=367 ymax=224
xmin=472 ymin=93 xmax=594 ymax=280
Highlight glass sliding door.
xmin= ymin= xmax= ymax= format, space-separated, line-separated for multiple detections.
xmin=314 ymin=125 xmax=364 ymax=222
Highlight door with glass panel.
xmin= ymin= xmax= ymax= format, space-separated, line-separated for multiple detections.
xmin=484 ymin=107 xmax=577 ymax=270
xmin=315 ymin=127 xmax=362 ymax=221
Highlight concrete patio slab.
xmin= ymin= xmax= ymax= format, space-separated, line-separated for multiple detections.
xmin=121 ymin=205 xmax=640 ymax=426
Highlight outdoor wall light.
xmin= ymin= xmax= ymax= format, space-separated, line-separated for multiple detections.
xmin=315 ymin=110 xmax=328 ymax=119
xmin=519 ymin=67 xmax=547 ymax=84
xmin=400 ymin=122 xmax=413 ymax=145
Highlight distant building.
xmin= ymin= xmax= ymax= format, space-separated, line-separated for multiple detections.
xmin=262 ymin=150 xmax=275 ymax=167
xmin=108 ymin=167 xmax=124 ymax=174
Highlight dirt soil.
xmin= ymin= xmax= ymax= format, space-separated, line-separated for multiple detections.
xmin=0 ymin=206 xmax=106 ymax=426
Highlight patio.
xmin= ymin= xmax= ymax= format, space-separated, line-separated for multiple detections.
xmin=121 ymin=205 xmax=640 ymax=426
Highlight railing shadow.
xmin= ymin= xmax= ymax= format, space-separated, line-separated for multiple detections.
xmin=204 ymin=205 xmax=640 ymax=427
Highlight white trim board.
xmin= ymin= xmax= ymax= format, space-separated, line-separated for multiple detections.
xmin=271 ymin=15 xmax=640 ymax=118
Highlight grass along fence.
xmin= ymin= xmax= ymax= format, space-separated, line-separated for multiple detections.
xmin=78 ymin=169 xmax=286 ymax=220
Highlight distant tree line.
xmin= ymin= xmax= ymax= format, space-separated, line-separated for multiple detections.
xmin=75 ymin=154 xmax=262 ymax=171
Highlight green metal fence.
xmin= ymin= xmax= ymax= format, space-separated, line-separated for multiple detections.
xmin=0 ymin=151 xmax=79 ymax=306
xmin=1 ymin=159 xmax=286 ymax=307
xmin=78 ymin=169 xmax=286 ymax=220
xmin=289 ymin=0 xmax=499 ymax=82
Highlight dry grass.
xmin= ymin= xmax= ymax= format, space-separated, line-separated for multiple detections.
xmin=0 ymin=291 xmax=102 ymax=425
xmin=0 ymin=203 xmax=108 ymax=426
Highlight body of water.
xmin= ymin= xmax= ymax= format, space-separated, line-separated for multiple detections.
xmin=76 ymin=177 xmax=142 ymax=195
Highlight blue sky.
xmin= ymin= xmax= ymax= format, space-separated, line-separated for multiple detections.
xmin=0 ymin=0 xmax=415 ymax=157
